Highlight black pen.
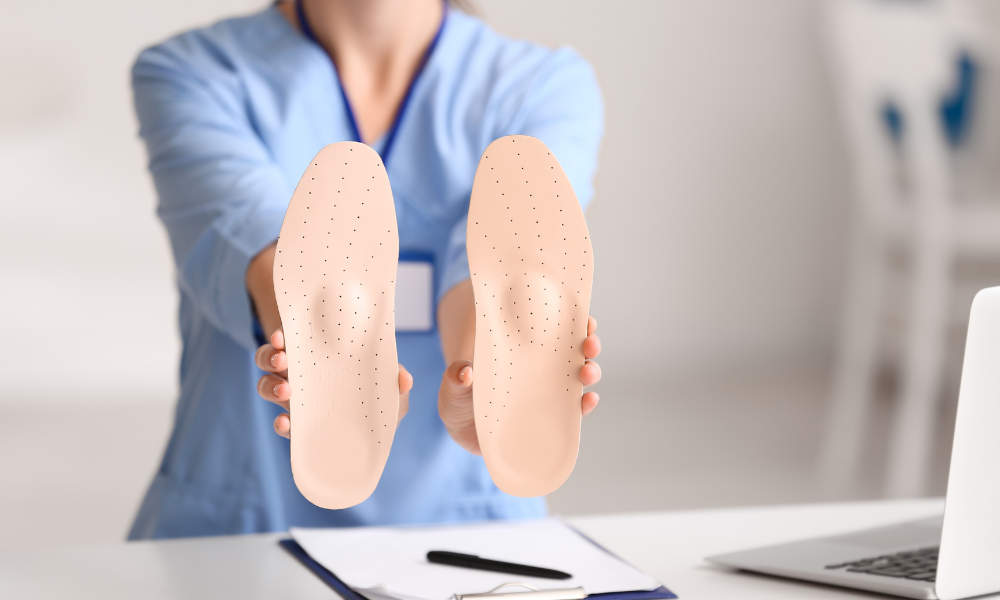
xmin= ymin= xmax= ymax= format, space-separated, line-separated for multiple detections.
xmin=427 ymin=551 xmax=572 ymax=580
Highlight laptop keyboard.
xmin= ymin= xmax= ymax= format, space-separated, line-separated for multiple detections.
xmin=825 ymin=546 xmax=938 ymax=582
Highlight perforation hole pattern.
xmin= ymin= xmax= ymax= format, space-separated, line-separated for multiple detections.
xmin=466 ymin=135 xmax=594 ymax=497
xmin=273 ymin=142 xmax=399 ymax=509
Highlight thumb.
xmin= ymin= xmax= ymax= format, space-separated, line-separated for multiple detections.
xmin=441 ymin=360 xmax=474 ymax=401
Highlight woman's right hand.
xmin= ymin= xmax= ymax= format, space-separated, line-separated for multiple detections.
xmin=254 ymin=328 xmax=414 ymax=438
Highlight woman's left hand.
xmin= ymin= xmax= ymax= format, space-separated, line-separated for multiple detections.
xmin=437 ymin=316 xmax=602 ymax=455
xmin=255 ymin=328 xmax=413 ymax=439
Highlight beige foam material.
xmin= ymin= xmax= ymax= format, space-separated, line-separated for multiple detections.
xmin=467 ymin=135 xmax=594 ymax=497
xmin=274 ymin=142 xmax=399 ymax=509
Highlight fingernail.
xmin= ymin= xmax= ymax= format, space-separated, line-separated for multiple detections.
xmin=270 ymin=353 xmax=277 ymax=367
xmin=273 ymin=383 xmax=282 ymax=397
xmin=459 ymin=367 xmax=470 ymax=382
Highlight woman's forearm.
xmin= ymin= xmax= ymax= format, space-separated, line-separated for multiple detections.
xmin=436 ymin=278 xmax=480 ymax=454
xmin=247 ymin=243 xmax=283 ymax=337
xmin=437 ymin=279 xmax=475 ymax=365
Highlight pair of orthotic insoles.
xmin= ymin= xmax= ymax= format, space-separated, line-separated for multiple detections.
xmin=274 ymin=136 xmax=594 ymax=509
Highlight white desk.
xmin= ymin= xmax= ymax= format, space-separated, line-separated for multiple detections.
xmin=0 ymin=498 xmax=952 ymax=599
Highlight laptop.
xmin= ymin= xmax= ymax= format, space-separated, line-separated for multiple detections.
xmin=706 ymin=286 xmax=1000 ymax=600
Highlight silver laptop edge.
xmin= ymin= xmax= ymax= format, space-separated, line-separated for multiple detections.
xmin=706 ymin=286 xmax=1000 ymax=600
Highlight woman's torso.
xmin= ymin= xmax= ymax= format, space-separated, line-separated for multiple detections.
xmin=129 ymin=5 xmax=603 ymax=539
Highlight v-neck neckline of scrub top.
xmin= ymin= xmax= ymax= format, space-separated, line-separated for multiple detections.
xmin=293 ymin=0 xmax=448 ymax=168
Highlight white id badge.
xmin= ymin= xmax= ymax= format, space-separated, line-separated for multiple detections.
xmin=395 ymin=255 xmax=434 ymax=332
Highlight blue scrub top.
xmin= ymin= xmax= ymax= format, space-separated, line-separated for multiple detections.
xmin=128 ymin=5 xmax=604 ymax=539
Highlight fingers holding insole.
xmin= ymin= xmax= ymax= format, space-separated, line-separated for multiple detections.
xmin=580 ymin=361 xmax=602 ymax=387
xmin=582 ymin=331 xmax=601 ymax=360
xmin=274 ymin=413 xmax=291 ymax=439
xmin=255 ymin=344 xmax=287 ymax=373
xmin=271 ymin=329 xmax=285 ymax=351
xmin=258 ymin=374 xmax=291 ymax=408
xmin=274 ymin=142 xmax=399 ymax=509
xmin=397 ymin=364 xmax=412 ymax=423
xmin=398 ymin=364 xmax=414 ymax=395
xmin=468 ymin=135 xmax=594 ymax=497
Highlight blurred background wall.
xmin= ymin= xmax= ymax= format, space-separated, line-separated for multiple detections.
xmin=0 ymin=0 xmax=941 ymax=550
xmin=0 ymin=0 xmax=852 ymax=406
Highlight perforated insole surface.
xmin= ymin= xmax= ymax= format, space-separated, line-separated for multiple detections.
xmin=274 ymin=142 xmax=399 ymax=509
xmin=468 ymin=135 xmax=594 ymax=497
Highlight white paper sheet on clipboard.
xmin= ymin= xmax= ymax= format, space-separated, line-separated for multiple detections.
xmin=290 ymin=518 xmax=661 ymax=600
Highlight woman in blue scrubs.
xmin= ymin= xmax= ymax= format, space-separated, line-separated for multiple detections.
xmin=129 ymin=0 xmax=605 ymax=539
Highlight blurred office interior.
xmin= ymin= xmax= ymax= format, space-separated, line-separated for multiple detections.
xmin=2 ymin=0 xmax=999 ymax=551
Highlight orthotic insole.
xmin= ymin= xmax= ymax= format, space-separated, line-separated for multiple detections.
xmin=468 ymin=135 xmax=595 ymax=497
xmin=274 ymin=142 xmax=399 ymax=509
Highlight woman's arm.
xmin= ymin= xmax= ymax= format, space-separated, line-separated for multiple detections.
xmin=248 ymin=237 xmax=416 ymax=438
xmin=436 ymin=48 xmax=606 ymax=455
xmin=255 ymin=327 xmax=413 ymax=438
xmin=133 ymin=44 xmax=290 ymax=352
xmin=436 ymin=280 xmax=479 ymax=453
xmin=248 ymin=241 xmax=414 ymax=438
xmin=247 ymin=244 xmax=282 ymax=340
xmin=133 ymin=42 xmax=411 ymax=439
xmin=438 ymin=279 xmax=477 ymax=365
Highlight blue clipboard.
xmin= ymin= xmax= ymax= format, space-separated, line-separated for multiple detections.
xmin=279 ymin=538 xmax=677 ymax=600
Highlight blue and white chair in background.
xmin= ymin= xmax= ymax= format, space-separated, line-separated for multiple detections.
xmin=819 ymin=0 xmax=1000 ymax=498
